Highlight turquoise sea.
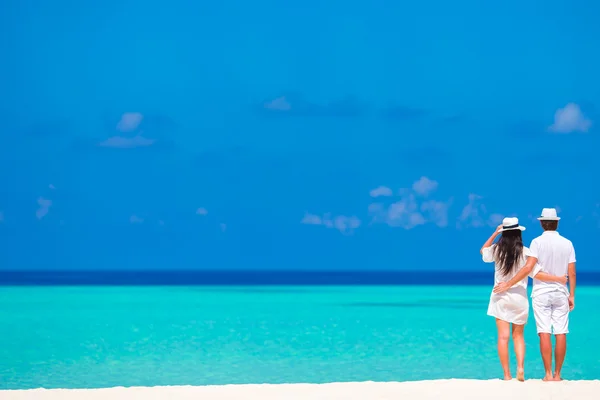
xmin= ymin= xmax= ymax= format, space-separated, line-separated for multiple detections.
xmin=1 ymin=285 xmax=599 ymax=389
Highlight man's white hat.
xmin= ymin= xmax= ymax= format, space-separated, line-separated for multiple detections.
xmin=537 ymin=208 xmax=561 ymax=221
xmin=498 ymin=217 xmax=526 ymax=232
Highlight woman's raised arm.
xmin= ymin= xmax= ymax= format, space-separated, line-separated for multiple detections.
xmin=480 ymin=225 xmax=503 ymax=256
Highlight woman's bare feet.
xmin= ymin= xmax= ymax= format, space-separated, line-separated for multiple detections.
xmin=503 ymin=374 xmax=513 ymax=381
xmin=553 ymin=374 xmax=563 ymax=381
xmin=517 ymin=369 xmax=525 ymax=382
xmin=542 ymin=374 xmax=553 ymax=382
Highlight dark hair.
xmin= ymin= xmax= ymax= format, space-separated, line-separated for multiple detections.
xmin=540 ymin=220 xmax=558 ymax=231
xmin=493 ymin=229 xmax=524 ymax=276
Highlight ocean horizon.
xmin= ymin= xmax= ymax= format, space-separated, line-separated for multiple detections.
xmin=2 ymin=270 xmax=600 ymax=286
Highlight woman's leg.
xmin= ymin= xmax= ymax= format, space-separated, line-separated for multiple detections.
xmin=512 ymin=324 xmax=526 ymax=381
xmin=495 ymin=319 xmax=512 ymax=380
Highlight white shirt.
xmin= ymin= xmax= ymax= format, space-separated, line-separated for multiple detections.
xmin=482 ymin=245 xmax=539 ymax=291
xmin=530 ymin=231 xmax=576 ymax=298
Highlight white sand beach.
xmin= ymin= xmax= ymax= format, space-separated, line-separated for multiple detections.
xmin=2 ymin=379 xmax=599 ymax=400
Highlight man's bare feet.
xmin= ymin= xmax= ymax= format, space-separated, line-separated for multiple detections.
xmin=542 ymin=374 xmax=553 ymax=382
xmin=553 ymin=374 xmax=563 ymax=381
xmin=517 ymin=369 xmax=525 ymax=382
xmin=503 ymin=374 xmax=513 ymax=381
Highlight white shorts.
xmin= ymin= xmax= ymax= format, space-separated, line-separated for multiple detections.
xmin=532 ymin=291 xmax=570 ymax=335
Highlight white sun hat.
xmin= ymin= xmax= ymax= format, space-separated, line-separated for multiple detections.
xmin=498 ymin=217 xmax=526 ymax=232
xmin=537 ymin=208 xmax=561 ymax=221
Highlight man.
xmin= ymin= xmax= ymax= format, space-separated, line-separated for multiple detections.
xmin=493 ymin=208 xmax=576 ymax=382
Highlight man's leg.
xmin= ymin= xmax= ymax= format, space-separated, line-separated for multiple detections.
xmin=554 ymin=335 xmax=567 ymax=380
xmin=539 ymin=333 xmax=553 ymax=380
xmin=533 ymin=294 xmax=553 ymax=381
xmin=552 ymin=293 xmax=570 ymax=381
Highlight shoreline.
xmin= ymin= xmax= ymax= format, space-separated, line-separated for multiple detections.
xmin=2 ymin=379 xmax=600 ymax=400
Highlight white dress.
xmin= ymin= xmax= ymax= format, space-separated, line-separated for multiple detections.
xmin=482 ymin=245 xmax=535 ymax=325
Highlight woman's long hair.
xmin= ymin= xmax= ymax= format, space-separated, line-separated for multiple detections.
xmin=493 ymin=229 xmax=524 ymax=276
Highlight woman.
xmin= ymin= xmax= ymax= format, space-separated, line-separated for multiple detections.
xmin=481 ymin=217 xmax=567 ymax=381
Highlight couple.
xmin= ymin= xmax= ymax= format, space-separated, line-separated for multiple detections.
xmin=481 ymin=208 xmax=576 ymax=382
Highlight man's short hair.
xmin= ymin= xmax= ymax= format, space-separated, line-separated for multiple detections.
xmin=540 ymin=220 xmax=558 ymax=231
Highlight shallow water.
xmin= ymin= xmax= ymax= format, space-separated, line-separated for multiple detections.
xmin=1 ymin=285 xmax=598 ymax=389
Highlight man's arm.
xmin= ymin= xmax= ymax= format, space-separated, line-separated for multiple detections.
xmin=568 ymin=262 xmax=576 ymax=310
xmin=568 ymin=244 xmax=577 ymax=311
xmin=493 ymin=256 xmax=538 ymax=293
xmin=534 ymin=271 xmax=568 ymax=284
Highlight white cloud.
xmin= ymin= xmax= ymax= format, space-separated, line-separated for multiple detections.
xmin=301 ymin=212 xmax=322 ymax=225
xmin=301 ymin=212 xmax=361 ymax=235
xmin=412 ymin=176 xmax=438 ymax=197
xmin=488 ymin=213 xmax=504 ymax=226
xmin=548 ymin=103 xmax=592 ymax=133
xmin=117 ymin=112 xmax=143 ymax=132
xmin=457 ymin=194 xmax=486 ymax=228
xmin=332 ymin=215 xmax=361 ymax=234
xmin=196 ymin=207 xmax=208 ymax=216
xmin=421 ymin=199 xmax=451 ymax=228
xmin=98 ymin=135 xmax=156 ymax=149
xmin=369 ymin=194 xmax=425 ymax=229
xmin=36 ymin=197 xmax=52 ymax=220
xmin=369 ymin=186 xmax=393 ymax=197
xmin=129 ymin=215 xmax=144 ymax=224
xmin=457 ymin=194 xmax=505 ymax=229
xmin=387 ymin=194 xmax=423 ymax=228
xmin=369 ymin=177 xmax=450 ymax=229
xmin=264 ymin=96 xmax=291 ymax=111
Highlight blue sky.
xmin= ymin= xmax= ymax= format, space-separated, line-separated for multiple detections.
xmin=1 ymin=0 xmax=599 ymax=270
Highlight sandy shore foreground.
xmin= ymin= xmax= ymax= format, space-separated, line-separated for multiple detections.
xmin=2 ymin=379 xmax=600 ymax=400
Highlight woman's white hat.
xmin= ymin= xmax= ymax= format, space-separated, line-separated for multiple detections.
xmin=537 ymin=208 xmax=561 ymax=221
xmin=499 ymin=217 xmax=526 ymax=232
